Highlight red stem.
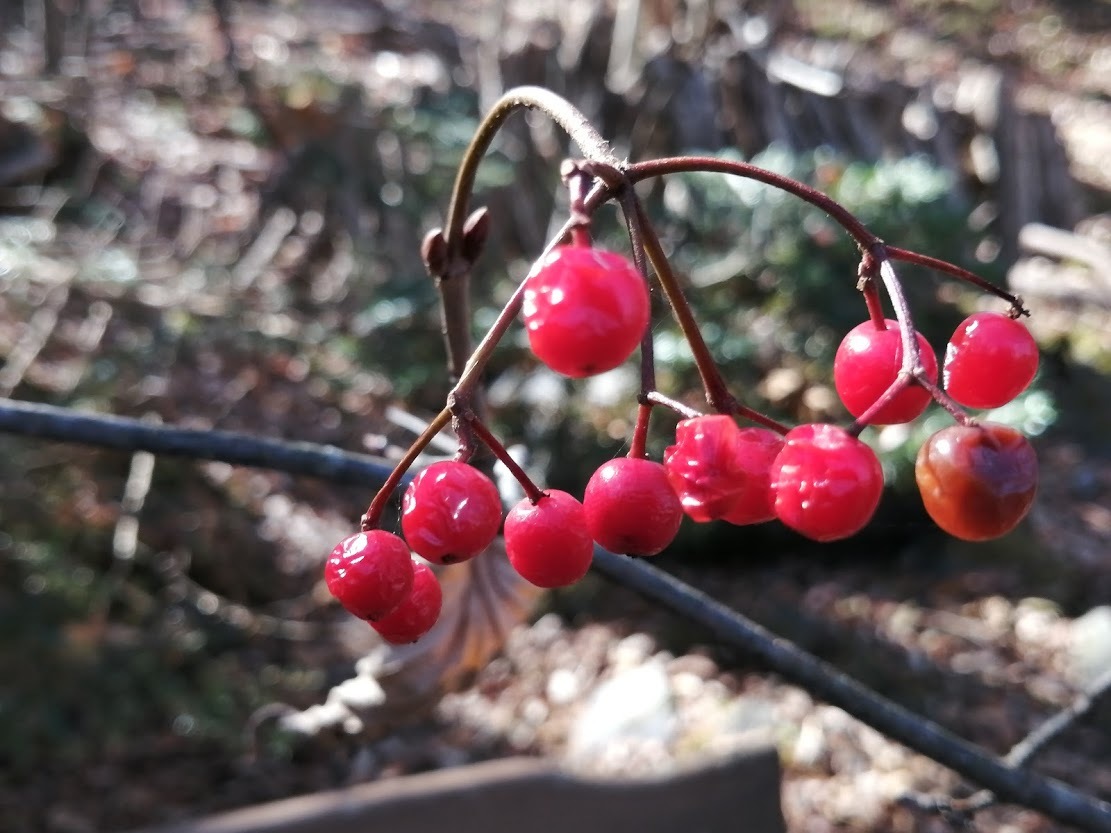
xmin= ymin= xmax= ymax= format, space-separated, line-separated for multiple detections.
xmin=361 ymin=406 xmax=452 ymax=530
xmin=847 ymin=256 xmax=973 ymax=435
xmin=863 ymin=282 xmax=887 ymax=329
xmin=628 ymin=156 xmax=882 ymax=250
xmin=564 ymin=163 xmax=594 ymax=248
xmin=727 ymin=402 xmax=792 ymax=435
xmin=629 ymin=403 xmax=652 ymax=459
xmin=859 ymin=253 xmax=888 ymax=329
xmin=631 ymin=195 xmax=790 ymax=435
xmin=917 ymin=377 xmax=977 ymax=427
xmin=847 ymin=373 xmax=916 ymax=433
xmin=466 ymin=415 xmax=546 ymax=503
xmin=628 ymin=199 xmax=734 ymax=412
xmin=627 ymin=158 xmax=1022 ymax=317
xmin=886 ymin=245 xmax=1028 ymax=313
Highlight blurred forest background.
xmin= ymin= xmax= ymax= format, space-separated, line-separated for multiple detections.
xmin=1 ymin=0 xmax=1110 ymax=831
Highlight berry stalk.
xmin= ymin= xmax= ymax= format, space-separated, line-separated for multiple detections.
xmin=843 ymin=255 xmax=939 ymax=438
xmin=629 ymin=403 xmax=652 ymax=460
xmin=360 ymin=406 xmax=452 ymax=531
xmin=628 ymin=155 xmax=883 ymax=251
xmin=887 ymin=245 xmax=1028 ymax=314
xmin=466 ymin=416 xmax=546 ymax=503
xmin=857 ymin=253 xmax=888 ymax=330
xmin=562 ymin=160 xmax=595 ymax=248
xmin=615 ymin=187 xmax=658 ymax=463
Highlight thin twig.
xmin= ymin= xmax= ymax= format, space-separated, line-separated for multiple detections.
xmin=903 ymin=665 xmax=1111 ymax=819
xmin=1007 ymin=666 xmax=1111 ymax=769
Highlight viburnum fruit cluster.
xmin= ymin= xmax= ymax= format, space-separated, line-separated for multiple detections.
xmin=322 ymin=95 xmax=1044 ymax=643
xmin=828 ymin=306 xmax=1039 ymax=540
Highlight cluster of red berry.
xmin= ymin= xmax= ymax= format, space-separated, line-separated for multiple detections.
xmin=833 ymin=309 xmax=1040 ymax=541
xmin=323 ymin=239 xmax=1040 ymax=643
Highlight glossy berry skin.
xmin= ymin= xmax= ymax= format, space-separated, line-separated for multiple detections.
xmin=504 ymin=490 xmax=594 ymax=588
xmin=325 ymin=531 xmax=414 ymax=620
xmin=370 ymin=560 xmax=443 ymax=644
xmin=833 ymin=318 xmax=938 ymax=425
xmin=521 ymin=245 xmax=651 ymax=378
xmin=401 ymin=461 xmax=503 ymax=565
xmin=770 ymin=423 xmax=884 ymax=542
xmin=663 ymin=415 xmax=740 ymax=522
xmin=583 ymin=458 xmax=682 ymax=556
xmin=663 ymin=416 xmax=783 ymax=524
xmin=943 ymin=312 xmax=1039 ymax=409
xmin=722 ymin=428 xmax=786 ymax=526
xmin=915 ymin=422 xmax=1037 ymax=541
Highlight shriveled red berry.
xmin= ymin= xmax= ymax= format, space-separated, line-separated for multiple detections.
xmin=663 ymin=416 xmax=782 ymax=524
xmin=664 ymin=415 xmax=741 ymax=521
xmin=325 ymin=531 xmax=414 ymax=620
xmin=721 ymin=428 xmax=785 ymax=526
xmin=770 ymin=423 xmax=884 ymax=542
xmin=915 ymin=422 xmax=1037 ymax=541
xmin=504 ymin=490 xmax=594 ymax=588
xmin=943 ymin=312 xmax=1039 ymax=409
xmin=401 ymin=460 xmax=503 ymax=565
xmin=370 ymin=560 xmax=443 ymax=644
xmin=521 ymin=245 xmax=650 ymax=378
xmin=833 ymin=318 xmax=938 ymax=424
xmin=583 ymin=457 xmax=682 ymax=556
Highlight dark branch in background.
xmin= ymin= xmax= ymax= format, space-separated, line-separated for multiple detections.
xmin=590 ymin=550 xmax=1111 ymax=833
xmin=0 ymin=397 xmax=400 ymax=487
xmin=900 ymin=665 xmax=1111 ymax=822
xmin=2 ymin=394 xmax=1110 ymax=831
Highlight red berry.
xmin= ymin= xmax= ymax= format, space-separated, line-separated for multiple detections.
xmin=504 ymin=490 xmax=594 ymax=588
xmin=915 ymin=422 xmax=1037 ymax=541
xmin=370 ymin=560 xmax=443 ymax=644
xmin=401 ymin=461 xmax=503 ymax=565
xmin=770 ymin=423 xmax=884 ymax=542
xmin=943 ymin=312 xmax=1039 ymax=409
xmin=583 ymin=457 xmax=682 ymax=556
xmin=833 ymin=318 xmax=938 ymax=425
xmin=521 ymin=245 xmax=650 ymax=378
xmin=721 ymin=427 xmax=785 ymax=526
xmin=663 ymin=416 xmax=783 ymax=524
xmin=663 ymin=415 xmax=746 ymax=521
xmin=325 ymin=531 xmax=414 ymax=620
